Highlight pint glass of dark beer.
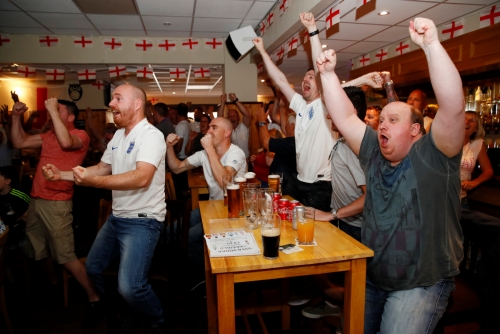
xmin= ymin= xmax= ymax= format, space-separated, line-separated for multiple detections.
xmin=227 ymin=183 xmax=240 ymax=219
xmin=260 ymin=213 xmax=281 ymax=260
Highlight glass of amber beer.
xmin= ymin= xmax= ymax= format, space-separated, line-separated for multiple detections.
xmin=268 ymin=174 xmax=280 ymax=194
xmin=222 ymin=174 xmax=232 ymax=206
xmin=227 ymin=182 xmax=240 ymax=219
xmin=297 ymin=207 xmax=315 ymax=245
xmin=261 ymin=213 xmax=281 ymax=260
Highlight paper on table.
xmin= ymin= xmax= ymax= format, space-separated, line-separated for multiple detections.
xmin=204 ymin=230 xmax=261 ymax=257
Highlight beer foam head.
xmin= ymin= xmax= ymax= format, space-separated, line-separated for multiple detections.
xmin=268 ymin=175 xmax=280 ymax=179
xmin=244 ymin=172 xmax=256 ymax=178
xmin=261 ymin=228 xmax=280 ymax=237
xmin=235 ymin=177 xmax=246 ymax=183
xmin=227 ymin=184 xmax=240 ymax=190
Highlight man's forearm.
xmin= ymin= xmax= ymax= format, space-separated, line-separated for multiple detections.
xmin=11 ymin=115 xmax=27 ymax=148
xmin=206 ymin=148 xmax=229 ymax=187
xmin=166 ymin=146 xmax=184 ymax=173
xmin=258 ymin=126 xmax=271 ymax=151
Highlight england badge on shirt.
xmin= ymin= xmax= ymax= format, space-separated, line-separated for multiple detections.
xmin=127 ymin=141 xmax=135 ymax=154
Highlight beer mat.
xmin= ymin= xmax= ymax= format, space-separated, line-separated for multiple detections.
xmin=279 ymin=244 xmax=303 ymax=254
xmin=204 ymin=231 xmax=261 ymax=257
xmin=295 ymin=238 xmax=317 ymax=246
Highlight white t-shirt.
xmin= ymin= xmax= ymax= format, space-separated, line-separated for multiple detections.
xmin=460 ymin=139 xmax=483 ymax=199
xmin=102 ymin=118 xmax=166 ymax=220
xmin=289 ymin=94 xmax=336 ymax=183
xmin=187 ymin=144 xmax=247 ymax=200
xmin=175 ymin=120 xmax=191 ymax=159
xmin=231 ymin=123 xmax=250 ymax=158
xmin=191 ymin=121 xmax=201 ymax=133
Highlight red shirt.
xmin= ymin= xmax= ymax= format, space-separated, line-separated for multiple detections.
xmin=253 ymin=153 xmax=270 ymax=183
xmin=31 ymin=129 xmax=90 ymax=201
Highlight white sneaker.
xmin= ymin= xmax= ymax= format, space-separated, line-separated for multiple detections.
xmin=301 ymin=300 xmax=342 ymax=319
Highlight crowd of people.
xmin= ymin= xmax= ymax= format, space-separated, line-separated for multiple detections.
xmin=1 ymin=11 xmax=499 ymax=334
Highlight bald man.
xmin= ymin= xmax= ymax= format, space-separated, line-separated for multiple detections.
xmin=167 ymin=117 xmax=247 ymax=263
xmin=42 ymin=84 xmax=167 ymax=332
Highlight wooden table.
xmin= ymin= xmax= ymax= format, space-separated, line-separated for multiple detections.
xmin=200 ymin=200 xmax=374 ymax=334
xmin=188 ymin=167 xmax=208 ymax=210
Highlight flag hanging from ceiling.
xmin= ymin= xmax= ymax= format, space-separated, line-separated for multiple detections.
xmin=109 ymin=65 xmax=126 ymax=78
xmin=355 ymin=0 xmax=375 ymax=20
xmin=103 ymin=38 xmax=122 ymax=50
xmin=358 ymin=54 xmax=370 ymax=67
xmin=193 ymin=67 xmax=210 ymax=78
xmin=78 ymin=69 xmax=96 ymax=80
xmin=279 ymin=0 xmax=289 ymax=16
xmin=302 ymin=29 xmax=310 ymax=44
xmin=441 ymin=19 xmax=464 ymax=40
xmin=158 ymin=39 xmax=176 ymax=51
xmin=74 ymin=36 xmax=93 ymax=48
xmin=205 ymin=38 xmax=223 ymax=49
xmin=266 ymin=11 xmax=274 ymax=27
xmin=169 ymin=68 xmax=186 ymax=79
xmin=287 ymin=34 xmax=299 ymax=52
xmin=17 ymin=66 xmax=36 ymax=78
xmin=395 ymin=40 xmax=410 ymax=55
xmin=375 ymin=47 xmax=388 ymax=62
xmin=181 ymin=39 xmax=199 ymax=50
xmin=0 ymin=34 xmax=11 ymax=47
xmin=39 ymin=36 xmax=58 ymax=47
xmin=136 ymin=66 xmax=154 ymax=78
xmin=479 ymin=5 xmax=500 ymax=28
xmin=92 ymin=80 xmax=105 ymax=90
xmin=135 ymin=39 xmax=153 ymax=51
xmin=46 ymin=69 xmax=65 ymax=80
xmin=325 ymin=4 xmax=340 ymax=29
xmin=276 ymin=45 xmax=285 ymax=60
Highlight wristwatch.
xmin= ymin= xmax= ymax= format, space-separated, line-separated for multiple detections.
xmin=258 ymin=121 xmax=266 ymax=127
xmin=331 ymin=208 xmax=338 ymax=221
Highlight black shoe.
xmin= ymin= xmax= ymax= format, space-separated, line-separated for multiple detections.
xmin=148 ymin=322 xmax=166 ymax=334
xmin=81 ymin=300 xmax=105 ymax=329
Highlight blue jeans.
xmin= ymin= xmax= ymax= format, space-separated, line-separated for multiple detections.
xmin=86 ymin=214 xmax=164 ymax=323
xmin=364 ymin=276 xmax=454 ymax=334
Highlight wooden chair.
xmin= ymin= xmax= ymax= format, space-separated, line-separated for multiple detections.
xmin=0 ymin=227 xmax=14 ymax=334
xmin=165 ymin=172 xmax=176 ymax=200
xmin=62 ymin=198 xmax=112 ymax=307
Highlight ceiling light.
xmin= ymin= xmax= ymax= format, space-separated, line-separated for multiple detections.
xmin=342 ymin=81 xmax=346 ymax=83
xmin=186 ymin=85 xmax=214 ymax=90
xmin=378 ymin=11 xmax=389 ymax=16
xmin=260 ymin=79 xmax=265 ymax=82
xmin=173 ymin=92 xmax=176 ymax=94
xmin=322 ymin=45 xmax=327 ymax=49
xmin=170 ymin=79 xmax=175 ymax=82
xmin=163 ymin=22 xmax=171 ymax=26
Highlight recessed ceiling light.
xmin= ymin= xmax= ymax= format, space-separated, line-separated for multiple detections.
xmin=170 ymin=79 xmax=175 ymax=82
xmin=260 ymin=79 xmax=265 ymax=82
xmin=163 ymin=22 xmax=172 ymax=26
xmin=173 ymin=92 xmax=176 ymax=94
xmin=342 ymin=81 xmax=346 ymax=83
xmin=378 ymin=11 xmax=389 ymax=16
xmin=322 ymin=45 xmax=327 ymax=49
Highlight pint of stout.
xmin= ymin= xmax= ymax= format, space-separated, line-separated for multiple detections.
xmin=261 ymin=228 xmax=280 ymax=259
xmin=268 ymin=174 xmax=280 ymax=194
xmin=227 ymin=184 xmax=240 ymax=219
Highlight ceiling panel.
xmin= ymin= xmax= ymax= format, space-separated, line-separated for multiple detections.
xmin=0 ymin=11 xmax=43 ymax=28
xmin=11 ymin=0 xmax=81 ymax=13
xmin=136 ymin=0 xmax=195 ymax=16
xmin=326 ymin=23 xmax=389 ymax=41
xmin=416 ymin=3 xmax=485 ymax=26
xmin=195 ymin=0 xmax=253 ymax=18
xmin=29 ymin=13 xmax=95 ymax=29
xmin=340 ymin=41 xmax=391 ymax=54
xmin=246 ymin=1 xmax=275 ymax=20
xmin=193 ymin=18 xmax=242 ymax=33
xmin=143 ymin=16 xmax=193 ymax=32
xmin=87 ymin=14 xmax=144 ymax=30
xmin=364 ymin=26 xmax=411 ymax=42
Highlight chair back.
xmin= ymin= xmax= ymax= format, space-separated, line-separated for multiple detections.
xmin=0 ymin=227 xmax=9 ymax=284
xmin=163 ymin=199 xmax=191 ymax=257
xmin=165 ymin=172 xmax=176 ymax=200
xmin=97 ymin=198 xmax=112 ymax=231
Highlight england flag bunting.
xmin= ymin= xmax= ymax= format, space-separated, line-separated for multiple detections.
xmin=103 ymin=38 xmax=123 ymax=50
xmin=78 ymin=69 xmax=96 ymax=81
xmin=136 ymin=66 xmax=154 ymax=78
xmin=92 ymin=80 xmax=105 ymax=90
xmin=158 ymin=39 xmax=176 ymax=51
xmin=267 ymin=11 xmax=274 ymax=27
xmin=395 ymin=40 xmax=410 ymax=55
xmin=302 ymin=29 xmax=310 ymax=44
xmin=479 ymin=5 xmax=500 ymax=28
xmin=0 ymin=34 xmax=11 ymax=47
xmin=356 ymin=0 xmax=371 ymax=9
xmin=74 ymin=36 xmax=93 ymax=48
xmin=169 ymin=68 xmax=186 ymax=79
xmin=181 ymin=39 xmax=199 ymax=50
xmin=279 ymin=0 xmax=289 ymax=16
xmin=39 ymin=36 xmax=58 ymax=47
xmin=375 ymin=47 xmax=388 ymax=62
xmin=205 ymin=38 xmax=223 ymax=49
xmin=46 ymin=69 xmax=65 ymax=81
xmin=193 ymin=67 xmax=210 ymax=78
xmin=109 ymin=66 xmax=126 ymax=78
xmin=441 ymin=19 xmax=464 ymax=40
xmin=324 ymin=4 xmax=340 ymax=29
xmin=287 ymin=33 xmax=299 ymax=52
xmin=276 ymin=45 xmax=285 ymax=60
xmin=17 ymin=66 xmax=36 ymax=78
xmin=358 ymin=54 xmax=370 ymax=67
xmin=260 ymin=21 xmax=266 ymax=36
xmin=135 ymin=39 xmax=153 ymax=51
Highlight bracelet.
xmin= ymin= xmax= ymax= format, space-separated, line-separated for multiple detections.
xmin=383 ymin=80 xmax=393 ymax=88
xmin=309 ymin=29 xmax=320 ymax=37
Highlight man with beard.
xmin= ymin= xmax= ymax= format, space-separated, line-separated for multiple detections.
xmin=166 ymin=117 xmax=247 ymax=264
xmin=316 ymin=18 xmax=464 ymax=334
xmin=42 ymin=84 xmax=167 ymax=333
xmin=10 ymin=98 xmax=100 ymax=329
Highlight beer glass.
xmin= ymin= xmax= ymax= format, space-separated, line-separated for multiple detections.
xmin=297 ymin=207 xmax=315 ymax=245
xmin=268 ymin=174 xmax=280 ymax=194
xmin=227 ymin=183 xmax=240 ymax=219
xmin=244 ymin=172 xmax=256 ymax=184
xmin=235 ymin=177 xmax=246 ymax=216
xmin=261 ymin=213 xmax=281 ymax=260
xmin=222 ymin=174 xmax=233 ymax=207
xmin=243 ymin=189 xmax=260 ymax=229
xmin=258 ymin=188 xmax=274 ymax=223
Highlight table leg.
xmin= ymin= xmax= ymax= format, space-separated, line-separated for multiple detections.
xmin=205 ymin=243 xmax=217 ymax=334
xmin=192 ymin=188 xmax=200 ymax=210
xmin=344 ymin=258 xmax=367 ymax=334
xmin=281 ymin=278 xmax=290 ymax=330
xmin=217 ymin=273 xmax=235 ymax=334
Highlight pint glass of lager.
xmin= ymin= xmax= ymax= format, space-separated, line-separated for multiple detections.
xmin=222 ymin=174 xmax=232 ymax=206
xmin=227 ymin=184 xmax=240 ymax=219
xmin=260 ymin=213 xmax=281 ymax=260
xmin=268 ymin=174 xmax=280 ymax=194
